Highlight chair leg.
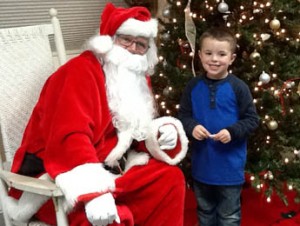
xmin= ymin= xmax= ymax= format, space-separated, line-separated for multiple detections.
xmin=2 ymin=209 xmax=13 ymax=226
xmin=0 ymin=179 xmax=13 ymax=226
xmin=52 ymin=196 xmax=68 ymax=226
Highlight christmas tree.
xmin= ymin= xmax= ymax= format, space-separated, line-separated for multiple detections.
xmin=152 ymin=0 xmax=300 ymax=205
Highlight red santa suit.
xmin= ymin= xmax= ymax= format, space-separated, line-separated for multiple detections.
xmin=6 ymin=3 xmax=188 ymax=226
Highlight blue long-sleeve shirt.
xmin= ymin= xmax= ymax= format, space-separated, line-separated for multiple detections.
xmin=178 ymin=74 xmax=259 ymax=185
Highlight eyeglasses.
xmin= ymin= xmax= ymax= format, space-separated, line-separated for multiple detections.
xmin=116 ymin=34 xmax=150 ymax=54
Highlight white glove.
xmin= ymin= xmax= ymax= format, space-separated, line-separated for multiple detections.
xmin=158 ymin=124 xmax=178 ymax=150
xmin=85 ymin=193 xmax=120 ymax=226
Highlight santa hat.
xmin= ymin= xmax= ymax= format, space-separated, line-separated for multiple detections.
xmin=100 ymin=3 xmax=157 ymax=38
xmin=88 ymin=3 xmax=158 ymax=74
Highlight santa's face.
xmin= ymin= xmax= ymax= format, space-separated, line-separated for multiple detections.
xmin=114 ymin=34 xmax=150 ymax=55
xmin=103 ymin=44 xmax=157 ymax=141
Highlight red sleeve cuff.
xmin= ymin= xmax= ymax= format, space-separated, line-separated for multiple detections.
xmin=77 ymin=192 xmax=107 ymax=203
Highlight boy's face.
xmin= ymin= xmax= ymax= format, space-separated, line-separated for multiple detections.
xmin=198 ymin=37 xmax=236 ymax=79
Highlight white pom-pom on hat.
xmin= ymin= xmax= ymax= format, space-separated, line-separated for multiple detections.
xmin=87 ymin=35 xmax=113 ymax=55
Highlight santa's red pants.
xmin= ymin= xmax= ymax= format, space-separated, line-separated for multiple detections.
xmin=37 ymin=159 xmax=186 ymax=226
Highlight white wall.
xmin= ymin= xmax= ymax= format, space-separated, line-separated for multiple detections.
xmin=53 ymin=50 xmax=80 ymax=69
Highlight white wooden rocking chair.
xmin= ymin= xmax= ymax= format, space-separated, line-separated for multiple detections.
xmin=0 ymin=9 xmax=68 ymax=226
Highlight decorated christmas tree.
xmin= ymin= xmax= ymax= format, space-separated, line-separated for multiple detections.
xmin=151 ymin=0 xmax=300 ymax=205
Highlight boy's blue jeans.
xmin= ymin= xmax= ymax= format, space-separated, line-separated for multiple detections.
xmin=193 ymin=180 xmax=242 ymax=226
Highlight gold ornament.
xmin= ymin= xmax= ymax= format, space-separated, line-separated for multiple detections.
xmin=267 ymin=120 xmax=278 ymax=130
xmin=250 ymin=50 xmax=261 ymax=60
xmin=270 ymin=18 xmax=281 ymax=30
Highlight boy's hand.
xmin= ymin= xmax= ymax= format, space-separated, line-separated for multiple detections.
xmin=192 ymin=125 xmax=211 ymax=140
xmin=213 ymin=129 xmax=231 ymax=143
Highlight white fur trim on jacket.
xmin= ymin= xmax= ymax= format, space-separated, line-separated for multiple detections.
xmin=105 ymin=130 xmax=133 ymax=167
xmin=4 ymin=173 xmax=51 ymax=222
xmin=124 ymin=150 xmax=150 ymax=172
xmin=117 ymin=18 xmax=158 ymax=38
xmin=145 ymin=116 xmax=188 ymax=165
xmin=55 ymin=163 xmax=115 ymax=209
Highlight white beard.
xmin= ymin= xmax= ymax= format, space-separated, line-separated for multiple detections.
xmin=103 ymin=45 xmax=157 ymax=141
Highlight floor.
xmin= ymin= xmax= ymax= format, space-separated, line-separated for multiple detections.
xmin=0 ymin=212 xmax=5 ymax=225
xmin=184 ymin=186 xmax=300 ymax=226
xmin=1 ymin=188 xmax=300 ymax=226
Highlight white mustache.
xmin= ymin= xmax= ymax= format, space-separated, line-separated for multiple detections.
xmin=104 ymin=45 xmax=148 ymax=73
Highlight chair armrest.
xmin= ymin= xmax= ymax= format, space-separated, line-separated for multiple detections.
xmin=0 ymin=170 xmax=63 ymax=197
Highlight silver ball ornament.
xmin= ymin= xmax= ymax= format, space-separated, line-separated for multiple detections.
xmin=261 ymin=33 xmax=271 ymax=41
xmin=162 ymin=7 xmax=171 ymax=18
xmin=161 ymin=33 xmax=171 ymax=41
xmin=268 ymin=174 xmax=274 ymax=180
xmin=163 ymin=87 xmax=170 ymax=96
xmin=218 ymin=2 xmax=229 ymax=13
xmin=285 ymin=81 xmax=295 ymax=89
xmin=259 ymin=71 xmax=271 ymax=84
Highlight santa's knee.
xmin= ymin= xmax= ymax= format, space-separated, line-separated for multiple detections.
xmin=160 ymin=164 xmax=186 ymax=190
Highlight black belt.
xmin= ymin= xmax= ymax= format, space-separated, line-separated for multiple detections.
xmin=104 ymin=156 xmax=127 ymax=175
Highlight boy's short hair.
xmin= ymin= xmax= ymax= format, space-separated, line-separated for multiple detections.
xmin=199 ymin=27 xmax=237 ymax=53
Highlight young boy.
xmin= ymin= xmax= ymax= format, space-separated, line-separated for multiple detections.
xmin=178 ymin=27 xmax=259 ymax=226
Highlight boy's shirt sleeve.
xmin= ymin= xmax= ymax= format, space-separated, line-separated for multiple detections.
xmin=178 ymin=78 xmax=200 ymax=138
xmin=226 ymin=78 xmax=260 ymax=140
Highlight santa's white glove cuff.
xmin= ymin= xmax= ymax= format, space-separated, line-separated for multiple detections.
xmin=85 ymin=193 xmax=120 ymax=226
xmin=158 ymin=124 xmax=178 ymax=150
xmin=145 ymin=116 xmax=188 ymax=165
xmin=55 ymin=163 xmax=115 ymax=209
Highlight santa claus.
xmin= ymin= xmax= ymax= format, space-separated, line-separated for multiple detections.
xmin=5 ymin=3 xmax=188 ymax=226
